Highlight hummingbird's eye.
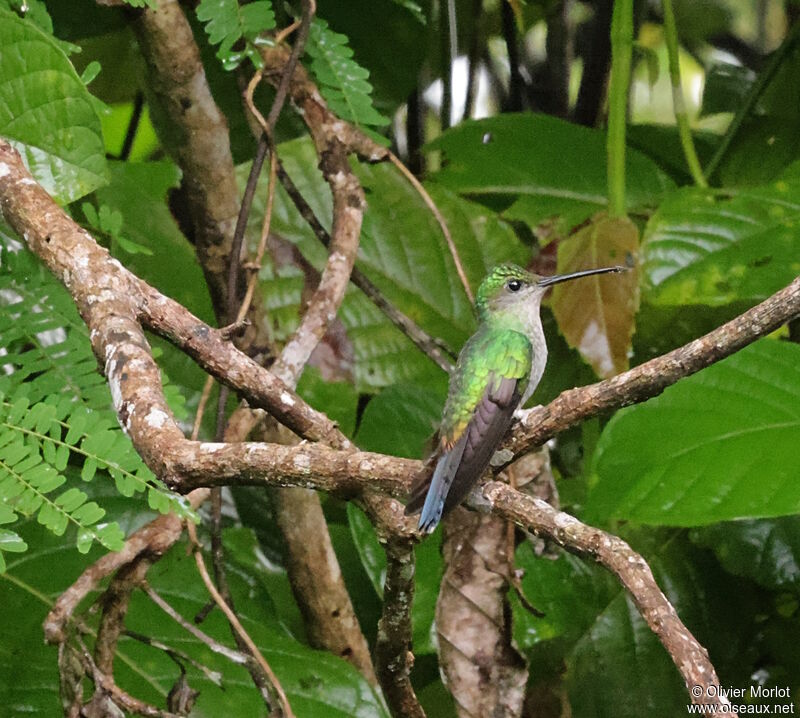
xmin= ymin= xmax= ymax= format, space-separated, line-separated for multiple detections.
xmin=506 ymin=279 xmax=522 ymax=292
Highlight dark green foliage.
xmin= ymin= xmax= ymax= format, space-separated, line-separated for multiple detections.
xmin=587 ymin=340 xmax=800 ymax=526
xmin=196 ymin=0 xmax=275 ymax=69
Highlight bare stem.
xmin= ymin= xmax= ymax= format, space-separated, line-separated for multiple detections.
xmin=661 ymin=0 xmax=707 ymax=186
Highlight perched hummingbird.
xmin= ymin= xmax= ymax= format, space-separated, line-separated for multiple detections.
xmin=405 ymin=263 xmax=626 ymax=533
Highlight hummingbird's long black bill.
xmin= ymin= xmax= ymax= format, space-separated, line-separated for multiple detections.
xmin=537 ymin=265 xmax=628 ymax=287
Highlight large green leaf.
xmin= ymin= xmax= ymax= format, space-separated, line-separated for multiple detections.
xmin=354 ymin=383 xmax=444 ymax=459
xmin=515 ymin=533 xmax=761 ymax=718
xmin=427 ymin=114 xmax=674 ymax=232
xmin=246 ymin=137 xmax=529 ymax=391
xmin=642 ymin=166 xmax=800 ymax=307
xmin=586 ymin=340 xmax=800 ymax=526
xmin=0 ymin=10 xmax=106 ymax=204
xmin=708 ymin=42 xmax=800 ymax=185
xmin=691 ymin=517 xmax=800 ymax=592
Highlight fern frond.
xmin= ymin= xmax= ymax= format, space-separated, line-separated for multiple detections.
xmin=0 ymin=245 xmax=196 ymax=566
xmin=305 ymin=18 xmax=389 ymax=129
xmin=0 ymin=401 xmax=125 ymax=554
xmin=0 ymin=503 xmax=26 ymax=572
xmin=197 ymin=0 xmax=275 ymax=70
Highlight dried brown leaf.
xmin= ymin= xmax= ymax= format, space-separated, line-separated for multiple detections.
xmin=551 ymin=213 xmax=639 ymax=378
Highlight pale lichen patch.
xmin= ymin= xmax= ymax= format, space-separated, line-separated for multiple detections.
xmin=280 ymin=391 xmax=296 ymax=406
xmin=292 ymin=453 xmax=311 ymax=473
xmin=144 ymin=407 xmax=169 ymax=428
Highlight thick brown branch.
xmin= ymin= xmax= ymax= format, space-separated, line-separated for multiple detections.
xmin=476 ymin=482 xmax=737 ymax=713
xmin=375 ymin=539 xmax=425 ymax=718
xmin=129 ymin=0 xmax=241 ymax=318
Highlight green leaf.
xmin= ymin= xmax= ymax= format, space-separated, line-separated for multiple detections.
xmin=642 ymin=168 xmax=800 ymax=307
xmin=196 ymin=0 xmax=275 ymax=70
xmin=0 ymin=528 xmax=27 ymax=554
xmin=691 ymin=517 xmax=800 ymax=592
xmin=0 ymin=10 xmax=107 ymax=203
xmin=700 ymin=61 xmax=756 ymax=117
xmin=346 ymin=504 xmax=385 ymax=597
xmin=354 ymin=384 xmax=443 ymax=459
xmin=427 ymin=114 xmax=674 ymax=233
xmin=586 ymin=340 xmax=800 ymax=526
xmin=627 ymin=124 xmax=719 ymax=185
xmin=305 ymin=18 xmax=389 ymax=128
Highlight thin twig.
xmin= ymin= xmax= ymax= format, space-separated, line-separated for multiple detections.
xmin=185 ymin=521 xmax=295 ymax=717
xmin=239 ymin=70 xmax=281 ymax=326
xmin=124 ymin=630 xmax=224 ymax=685
xmin=275 ymin=160 xmax=455 ymax=371
xmin=75 ymin=636 xmax=183 ymax=718
xmin=387 ymin=151 xmax=474 ymax=304
xmin=191 ymin=375 xmax=215 ymax=441
xmin=143 ymin=585 xmax=252 ymax=666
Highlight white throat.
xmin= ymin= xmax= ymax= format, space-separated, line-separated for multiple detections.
xmin=519 ymin=297 xmax=547 ymax=404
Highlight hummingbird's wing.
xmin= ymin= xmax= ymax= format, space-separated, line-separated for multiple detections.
xmin=406 ymin=329 xmax=532 ymax=533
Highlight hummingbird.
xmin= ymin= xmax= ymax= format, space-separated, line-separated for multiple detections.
xmin=405 ymin=262 xmax=626 ymax=533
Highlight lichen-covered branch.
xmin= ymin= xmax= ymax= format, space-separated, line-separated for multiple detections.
xmin=475 ymin=482 xmax=736 ymax=713
xmin=128 ymin=0 xmax=241 ymax=318
xmin=375 ymin=539 xmax=425 ymax=718
xmin=503 ymin=276 xmax=800 ymax=462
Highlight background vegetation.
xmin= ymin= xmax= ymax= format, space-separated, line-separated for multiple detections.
xmin=1 ymin=0 xmax=799 ymax=716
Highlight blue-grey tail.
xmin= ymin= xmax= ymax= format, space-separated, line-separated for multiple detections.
xmin=417 ymin=438 xmax=466 ymax=534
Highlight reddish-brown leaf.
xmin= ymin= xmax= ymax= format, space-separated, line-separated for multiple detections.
xmin=551 ymin=213 xmax=639 ymax=378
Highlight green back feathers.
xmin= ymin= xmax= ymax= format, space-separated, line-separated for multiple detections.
xmin=439 ymin=325 xmax=532 ymax=446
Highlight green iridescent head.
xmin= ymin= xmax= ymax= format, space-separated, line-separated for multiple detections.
xmin=476 ymin=264 xmax=539 ymax=321
xmin=475 ymin=262 xmax=627 ymax=321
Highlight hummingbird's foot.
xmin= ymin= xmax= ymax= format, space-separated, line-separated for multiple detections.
xmin=514 ymin=406 xmax=542 ymax=423
xmin=490 ymin=448 xmax=514 ymax=467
